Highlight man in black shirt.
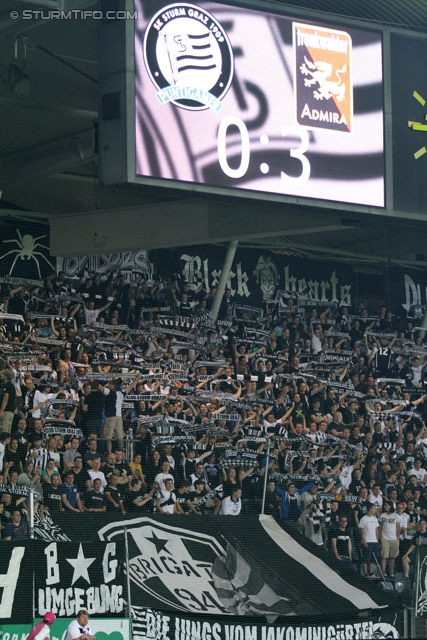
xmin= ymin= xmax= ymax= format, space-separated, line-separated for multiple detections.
xmin=113 ymin=449 xmax=132 ymax=487
xmin=11 ymin=419 xmax=29 ymax=462
xmin=0 ymin=370 xmax=16 ymax=433
xmin=331 ymin=515 xmax=354 ymax=569
xmin=103 ymin=452 xmax=119 ymax=480
xmin=264 ymin=480 xmax=281 ymax=517
xmin=4 ymin=437 xmax=24 ymax=475
xmin=105 ymin=472 xmax=126 ymax=514
xmin=348 ymin=469 xmax=364 ymax=495
xmin=354 ymin=487 xmax=371 ymax=530
xmin=175 ymin=480 xmax=191 ymax=514
xmin=82 ymin=478 xmax=107 ymax=512
xmin=71 ymin=456 xmax=89 ymax=495
xmin=123 ymin=479 xmax=157 ymax=513
xmin=43 ymin=474 xmax=64 ymax=514
xmin=187 ymin=479 xmax=208 ymax=514
xmin=82 ymin=382 xmax=105 ymax=438
xmin=329 ymin=500 xmax=340 ymax=528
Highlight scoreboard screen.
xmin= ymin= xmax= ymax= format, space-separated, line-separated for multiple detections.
xmin=133 ymin=0 xmax=384 ymax=207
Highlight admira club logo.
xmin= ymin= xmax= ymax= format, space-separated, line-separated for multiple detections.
xmin=98 ymin=518 xmax=230 ymax=615
xmin=143 ymin=3 xmax=233 ymax=112
xmin=293 ymin=22 xmax=353 ymax=134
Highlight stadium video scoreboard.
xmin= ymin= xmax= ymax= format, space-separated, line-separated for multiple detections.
xmin=98 ymin=0 xmax=427 ymax=216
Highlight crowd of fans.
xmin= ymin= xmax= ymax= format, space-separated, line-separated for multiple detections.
xmin=1 ymin=268 xmax=427 ymax=581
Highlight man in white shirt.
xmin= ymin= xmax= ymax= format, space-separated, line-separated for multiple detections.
xmin=66 ymin=610 xmax=95 ymax=640
xmin=220 ymin=488 xmax=242 ymax=515
xmin=29 ymin=384 xmax=56 ymax=419
xmin=311 ymin=326 xmax=323 ymax=354
xmin=368 ymin=484 xmax=383 ymax=515
xmin=359 ymin=503 xmax=380 ymax=578
xmin=156 ymin=478 xmax=183 ymax=515
xmin=154 ymin=460 xmax=174 ymax=492
xmin=408 ymin=457 xmax=427 ymax=485
xmin=86 ymin=458 xmax=107 ymax=492
xmin=396 ymin=502 xmax=410 ymax=541
xmin=379 ymin=500 xmax=400 ymax=578
xmin=83 ymin=299 xmax=113 ymax=325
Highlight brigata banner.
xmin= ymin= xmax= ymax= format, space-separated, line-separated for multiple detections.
xmin=47 ymin=514 xmax=395 ymax=622
xmin=132 ymin=607 xmax=402 ymax=639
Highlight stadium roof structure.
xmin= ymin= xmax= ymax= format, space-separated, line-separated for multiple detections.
xmin=1 ymin=0 xmax=427 ymax=265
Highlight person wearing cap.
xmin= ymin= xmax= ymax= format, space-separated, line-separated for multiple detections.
xmin=27 ymin=612 xmax=56 ymax=640
xmin=66 ymin=609 xmax=95 ymax=640
xmin=0 ymin=369 xmax=16 ymax=433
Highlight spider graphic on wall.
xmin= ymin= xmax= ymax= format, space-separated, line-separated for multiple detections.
xmin=0 ymin=229 xmax=55 ymax=278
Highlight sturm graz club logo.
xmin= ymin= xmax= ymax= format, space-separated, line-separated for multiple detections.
xmin=143 ymin=3 xmax=233 ymax=112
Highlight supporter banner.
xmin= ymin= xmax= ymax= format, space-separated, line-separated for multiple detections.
xmin=154 ymin=247 xmax=353 ymax=306
xmin=0 ymin=275 xmax=45 ymax=287
xmin=132 ymin=607 xmax=401 ymax=640
xmin=0 ymin=482 xmax=30 ymax=496
xmin=0 ymin=313 xmax=25 ymax=323
xmin=388 ymin=265 xmax=427 ymax=319
xmin=0 ymin=224 xmax=55 ymax=280
xmin=47 ymin=514 xmax=395 ymax=621
xmin=42 ymin=426 xmax=83 ymax=445
xmin=36 ymin=541 xmax=126 ymax=618
xmin=91 ymin=321 xmax=131 ymax=332
xmin=57 ymin=250 xmax=152 ymax=282
xmin=0 ymin=542 xmax=34 ymax=623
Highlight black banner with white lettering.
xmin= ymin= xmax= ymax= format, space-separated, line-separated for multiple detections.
xmin=388 ymin=264 xmax=427 ymax=320
xmin=131 ymin=607 xmax=402 ymax=640
xmin=35 ymin=541 xmax=126 ymax=618
xmin=47 ymin=514 xmax=396 ymax=623
xmin=153 ymin=246 xmax=353 ymax=306
xmin=0 ymin=542 xmax=33 ymax=624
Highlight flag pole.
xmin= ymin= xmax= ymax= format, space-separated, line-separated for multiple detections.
xmin=261 ymin=438 xmax=271 ymax=515
xmin=124 ymin=526 xmax=133 ymax=638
